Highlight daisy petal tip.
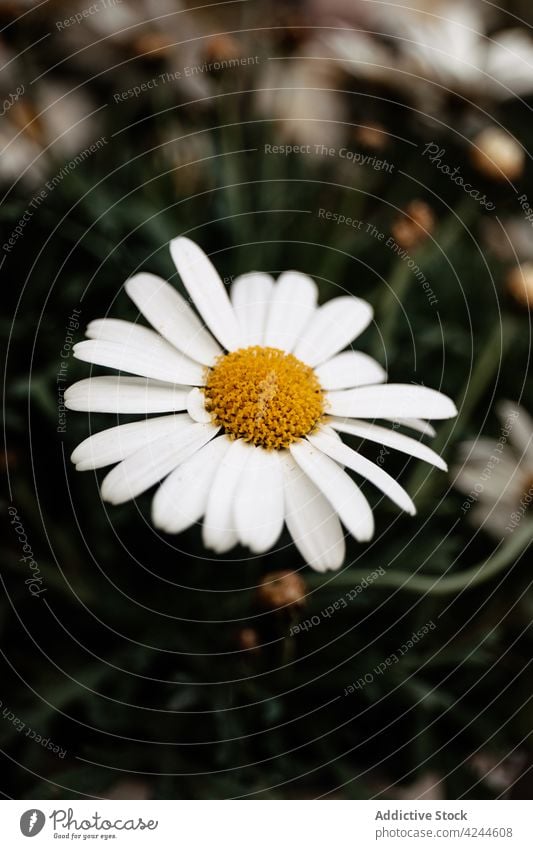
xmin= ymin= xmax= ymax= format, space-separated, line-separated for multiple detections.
xmin=169 ymin=236 xmax=196 ymax=265
xmin=358 ymin=522 xmax=375 ymax=543
xmin=151 ymin=512 xmax=169 ymax=534
xmin=187 ymin=387 xmax=211 ymax=423
xmin=123 ymin=275 xmax=140 ymax=298
xmin=320 ymin=555 xmax=345 ymax=572
xmin=435 ymin=395 xmax=457 ymax=418
xmin=75 ymin=462 xmax=91 ymax=472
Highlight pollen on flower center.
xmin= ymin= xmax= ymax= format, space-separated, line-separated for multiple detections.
xmin=204 ymin=346 xmax=325 ymax=449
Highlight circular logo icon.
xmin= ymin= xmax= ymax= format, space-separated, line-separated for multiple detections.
xmin=20 ymin=810 xmax=46 ymax=837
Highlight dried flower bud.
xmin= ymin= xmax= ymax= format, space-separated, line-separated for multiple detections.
xmin=236 ymin=628 xmax=261 ymax=652
xmin=353 ymin=122 xmax=388 ymax=151
xmin=470 ymin=128 xmax=525 ymax=182
xmin=506 ymin=262 xmax=533 ymax=309
xmin=132 ymin=33 xmax=174 ymax=59
xmin=202 ymin=35 xmax=243 ymax=68
xmin=10 ymin=100 xmax=44 ymax=146
xmin=256 ymin=570 xmax=307 ymax=611
xmin=391 ymin=200 xmax=435 ymax=251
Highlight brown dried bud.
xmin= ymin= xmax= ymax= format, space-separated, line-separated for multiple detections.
xmin=391 ymin=200 xmax=435 ymax=251
xmin=256 ymin=570 xmax=307 ymax=611
xmin=10 ymin=100 xmax=44 ymax=146
xmin=131 ymin=33 xmax=174 ymax=59
xmin=236 ymin=628 xmax=261 ymax=652
xmin=470 ymin=128 xmax=525 ymax=182
xmin=202 ymin=35 xmax=243 ymax=68
xmin=353 ymin=122 xmax=388 ymax=151
xmin=506 ymin=262 xmax=533 ymax=309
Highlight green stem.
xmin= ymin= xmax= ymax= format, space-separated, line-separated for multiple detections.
xmin=309 ymin=517 xmax=533 ymax=595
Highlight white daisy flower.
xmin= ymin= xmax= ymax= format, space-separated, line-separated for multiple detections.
xmin=453 ymin=402 xmax=533 ymax=538
xmin=65 ymin=238 xmax=456 ymax=571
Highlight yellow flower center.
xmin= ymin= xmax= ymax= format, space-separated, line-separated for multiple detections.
xmin=204 ymin=346 xmax=325 ymax=450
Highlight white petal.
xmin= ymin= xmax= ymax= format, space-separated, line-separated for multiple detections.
xmin=234 ymin=447 xmax=284 ymax=552
xmin=327 ymin=384 xmax=457 ymax=420
xmin=101 ymin=421 xmax=218 ymax=505
xmin=330 ymin=418 xmax=447 ymax=470
xmin=485 ymin=29 xmax=533 ymax=99
xmin=230 ymin=272 xmax=275 ymax=346
xmin=86 ymin=318 xmax=155 ymax=343
xmin=187 ymin=388 xmax=211 ymax=423
xmin=71 ymin=414 xmax=189 ymax=471
xmin=73 ymin=338 xmax=204 ymax=386
xmin=125 ymin=272 xmax=221 ymax=366
xmin=170 ymin=237 xmax=241 ymax=351
xmin=64 ymin=377 xmax=189 ymax=414
xmin=263 ymin=271 xmax=318 ymax=351
xmin=316 ymin=351 xmax=386 ymax=390
xmin=389 ymin=418 xmax=436 ymax=438
xmin=152 ymin=435 xmax=231 ymax=534
xmin=293 ymin=296 xmax=373 ymax=366
xmin=308 ymin=430 xmax=416 ymax=515
xmin=290 ymin=439 xmax=374 ymax=542
xmin=497 ymin=401 xmax=533 ymax=465
xmin=282 ymin=453 xmax=345 ymax=572
xmin=202 ymin=438 xmax=250 ymax=553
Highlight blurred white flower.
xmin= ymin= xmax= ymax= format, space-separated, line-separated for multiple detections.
xmin=0 ymin=78 xmax=101 ymax=187
xmin=66 ymin=238 xmax=456 ymax=570
xmin=453 ymin=402 xmax=533 ymax=537
xmin=257 ymin=45 xmax=349 ymax=150
xmin=323 ymin=0 xmax=533 ymax=111
xmin=55 ymin=0 xmax=248 ymax=101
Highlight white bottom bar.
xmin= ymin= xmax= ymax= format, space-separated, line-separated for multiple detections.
xmin=2 ymin=800 xmax=532 ymax=847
